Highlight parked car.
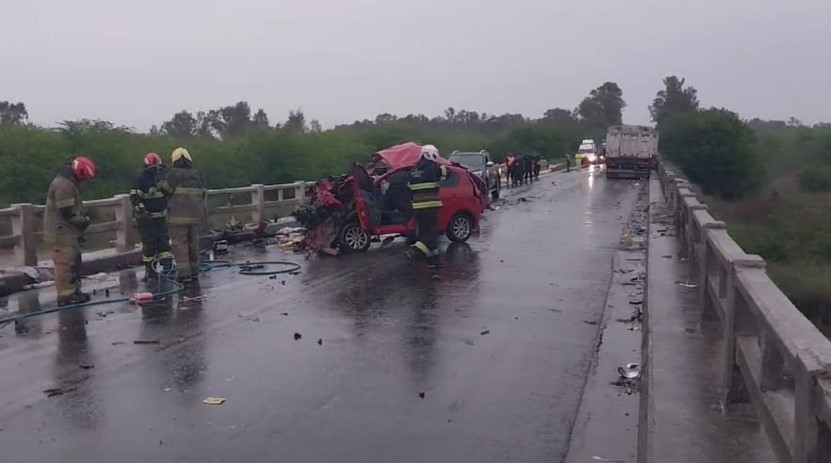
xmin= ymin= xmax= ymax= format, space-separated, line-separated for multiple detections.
xmin=447 ymin=150 xmax=501 ymax=201
xmin=339 ymin=162 xmax=486 ymax=252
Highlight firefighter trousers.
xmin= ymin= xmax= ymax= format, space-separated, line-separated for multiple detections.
xmin=138 ymin=217 xmax=172 ymax=266
xmin=413 ymin=209 xmax=440 ymax=256
xmin=53 ymin=242 xmax=82 ymax=303
xmin=170 ymin=224 xmax=200 ymax=280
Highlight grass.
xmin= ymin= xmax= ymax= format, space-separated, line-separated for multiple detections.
xmin=703 ymin=171 xmax=831 ymax=335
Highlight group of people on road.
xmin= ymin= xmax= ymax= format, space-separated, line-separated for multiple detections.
xmin=45 ymin=148 xmax=207 ymax=306
xmin=505 ymin=153 xmax=542 ymax=187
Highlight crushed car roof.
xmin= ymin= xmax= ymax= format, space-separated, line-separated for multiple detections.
xmin=374 ymin=142 xmax=451 ymax=169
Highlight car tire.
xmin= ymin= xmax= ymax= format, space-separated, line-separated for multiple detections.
xmin=339 ymin=222 xmax=371 ymax=252
xmin=492 ymin=183 xmax=500 ymax=201
xmin=446 ymin=213 xmax=473 ymax=243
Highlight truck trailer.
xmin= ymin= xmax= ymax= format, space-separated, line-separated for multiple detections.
xmin=604 ymin=125 xmax=658 ymax=179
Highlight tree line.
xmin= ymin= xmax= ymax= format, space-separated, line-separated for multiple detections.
xmin=0 ymin=81 xmax=627 ymax=206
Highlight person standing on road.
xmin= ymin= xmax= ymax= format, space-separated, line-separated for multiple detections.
xmin=405 ymin=145 xmax=447 ymax=268
xmin=506 ymin=153 xmax=517 ymax=188
xmin=533 ymin=154 xmax=542 ymax=179
xmin=565 ymin=153 xmax=572 ymax=172
xmin=44 ymin=157 xmax=97 ymax=306
xmin=166 ymin=147 xmax=207 ymax=282
xmin=130 ymin=152 xmax=174 ymax=281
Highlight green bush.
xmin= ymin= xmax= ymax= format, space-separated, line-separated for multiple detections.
xmin=798 ymin=165 xmax=831 ymax=193
xmin=660 ymin=109 xmax=765 ymax=200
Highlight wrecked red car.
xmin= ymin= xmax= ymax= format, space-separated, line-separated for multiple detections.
xmin=293 ymin=143 xmax=487 ymax=254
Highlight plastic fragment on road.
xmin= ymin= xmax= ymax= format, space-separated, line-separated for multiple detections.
xmin=130 ymin=292 xmax=155 ymax=305
xmin=592 ymin=456 xmax=625 ymax=462
xmin=617 ymin=363 xmax=640 ymax=380
xmin=480 ymin=329 xmax=490 ymax=336
xmin=133 ymin=340 xmax=160 ymax=345
xmin=202 ymin=397 xmax=226 ymax=405
xmin=294 ymin=332 xmax=302 ymax=340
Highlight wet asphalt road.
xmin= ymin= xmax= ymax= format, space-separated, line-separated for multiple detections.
xmin=0 ymin=167 xmax=639 ymax=463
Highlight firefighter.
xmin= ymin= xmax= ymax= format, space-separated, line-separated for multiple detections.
xmin=44 ymin=157 xmax=96 ymax=306
xmin=130 ymin=152 xmax=173 ymax=281
xmin=166 ymin=147 xmax=207 ymax=282
xmin=575 ymin=153 xmax=582 ymax=171
xmin=404 ymin=145 xmax=447 ymax=268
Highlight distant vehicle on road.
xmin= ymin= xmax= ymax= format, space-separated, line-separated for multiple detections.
xmin=448 ymin=150 xmax=501 ymax=201
xmin=604 ymin=125 xmax=658 ymax=179
xmin=577 ymin=139 xmax=600 ymax=165
xmin=606 ymin=125 xmax=658 ymax=178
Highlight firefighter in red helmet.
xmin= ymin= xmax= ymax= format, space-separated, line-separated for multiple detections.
xmin=44 ymin=157 xmax=96 ymax=306
xmin=130 ymin=152 xmax=174 ymax=280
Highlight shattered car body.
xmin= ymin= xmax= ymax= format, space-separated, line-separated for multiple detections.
xmin=293 ymin=143 xmax=487 ymax=255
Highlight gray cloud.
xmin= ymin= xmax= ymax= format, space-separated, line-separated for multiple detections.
xmin=4 ymin=0 xmax=830 ymax=130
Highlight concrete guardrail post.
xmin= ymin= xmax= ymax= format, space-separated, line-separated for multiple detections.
xmin=295 ymin=181 xmax=307 ymax=203
xmin=113 ymin=194 xmax=134 ymax=252
xmin=11 ymin=203 xmax=37 ymax=266
xmin=251 ymin=184 xmax=265 ymax=224
xmin=720 ymin=256 xmax=765 ymax=410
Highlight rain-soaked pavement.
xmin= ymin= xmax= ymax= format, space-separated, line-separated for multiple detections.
xmin=0 ymin=167 xmax=641 ymax=463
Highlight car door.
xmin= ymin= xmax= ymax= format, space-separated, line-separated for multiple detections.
xmin=351 ymin=164 xmax=379 ymax=232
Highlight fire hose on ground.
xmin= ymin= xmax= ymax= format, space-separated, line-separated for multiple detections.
xmin=0 ymin=258 xmax=301 ymax=330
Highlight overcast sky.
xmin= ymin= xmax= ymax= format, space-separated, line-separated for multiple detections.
xmin=4 ymin=0 xmax=830 ymax=130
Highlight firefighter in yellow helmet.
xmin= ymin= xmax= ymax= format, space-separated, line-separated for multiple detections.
xmin=166 ymin=148 xmax=207 ymax=282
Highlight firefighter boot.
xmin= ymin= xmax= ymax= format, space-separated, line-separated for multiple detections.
xmin=58 ymin=291 xmax=91 ymax=307
xmin=143 ymin=263 xmax=158 ymax=282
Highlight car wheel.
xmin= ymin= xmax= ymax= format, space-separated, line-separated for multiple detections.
xmin=446 ymin=213 xmax=473 ymax=243
xmin=340 ymin=222 xmax=371 ymax=252
xmin=491 ymin=182 xmax=500 ymax=200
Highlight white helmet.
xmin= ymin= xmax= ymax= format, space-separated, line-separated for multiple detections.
xmin=421 ymin=144 xmax=439 ymax=161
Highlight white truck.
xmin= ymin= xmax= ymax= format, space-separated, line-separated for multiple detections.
xmin=604 ymin=125 xmax=658 ymax=179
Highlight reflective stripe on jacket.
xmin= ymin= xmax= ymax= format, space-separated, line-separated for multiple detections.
xmin=130 ymin=166 xmax=171 ymax=220
xmin=44 ymin=167 xmax=85 ymax=246
xmin=166 ymin=166 xmax=206 ymax=225
xmin=409 ymin=160 xmax=447 ymax=210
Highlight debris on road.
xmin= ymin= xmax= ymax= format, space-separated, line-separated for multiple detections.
xmin=480 ymin=329 xmax=490 ymax=336
xmin=111 ymin=341 xmax=126 ymax=346
xmin=280 ymin=312 xmax=289 ymax=316
xmin=294 ymin=332 xmax=302 ymax=340
xmin=677 ymin=281 xmax=698 ymax=288
xmin=43 ymin=386 xmax=77 ymax=397
xmin=133 ymin=340 xmax=160 ymax=345
xmin=583 ymin=320 xmax=598 ymax=325
xmin=202 ymin=397 xmax=226 ymax=405
xmin=78 ymin=364 xmax=94 ymax=370
xmin=592 ymin=456 xmax=625 ymax=462
xmin=617 ymin=363 xmax=640 ymax=380
xmin=96 ymin=309 xmax=115 ymax=318
xmin=418 ymin=392 xmax=426 ymax=399
xmin=317 ymin=338 xmax=323 ymax=346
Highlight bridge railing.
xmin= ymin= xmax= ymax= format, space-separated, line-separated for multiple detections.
xmin=657 ymin=162 xmax=831 ymax=463
xmin=0 ymin=181 xmax=308 ymax=267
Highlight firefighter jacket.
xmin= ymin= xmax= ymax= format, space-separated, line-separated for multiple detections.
xmin=166 ymin=165 xmax=207 ymax=225
xmin=408 ymin=159 xmax=448 ymax=210
xmin=130 ymin=166 xmax=171 ymax=220
xmin=44 ymin=166 xmax=88 ymax=246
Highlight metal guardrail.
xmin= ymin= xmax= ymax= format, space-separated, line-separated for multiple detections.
xmin=656 ymin=162 xmax=831 ymax=463
xmin=0 ymin=181 xmax=308 ymax=267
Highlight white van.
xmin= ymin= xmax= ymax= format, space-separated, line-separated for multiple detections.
xmin=577 ymin=139 xmax=599 ymax=164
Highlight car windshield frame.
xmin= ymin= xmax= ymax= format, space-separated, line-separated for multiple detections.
xmin=448 ymin=153 xmax=486 ymax=171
